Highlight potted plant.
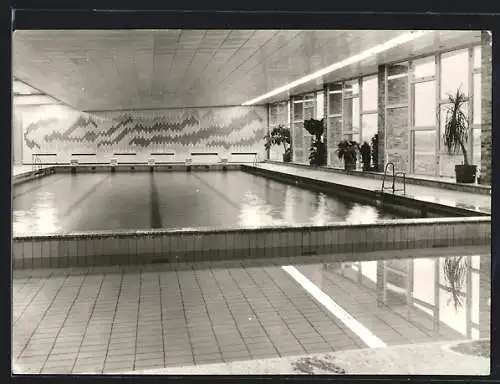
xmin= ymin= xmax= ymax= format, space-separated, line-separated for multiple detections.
xmin=371 ymin=133 xmax=379 ymax=172
xmin=304 ymin=118 xmax=327 ymax=166
xmin=360 ymin=141 xmax=372 ymax=171
xmin=442 ymin=88 xmax=477 ymax=183
xmin=336 ymin=140 xmax=360 ymax=171
xmin=264 ymin=124 xmax=292 ymax=162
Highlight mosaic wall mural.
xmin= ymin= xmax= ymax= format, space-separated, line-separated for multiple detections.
xmin=19 ymin=104 xmax=268 ymax=163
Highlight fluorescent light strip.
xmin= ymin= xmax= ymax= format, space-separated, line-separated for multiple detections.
xmin=242 ymin=30 xmax=431 ymax=106
xmin=281 ymin=265 xmax=387 ymax=349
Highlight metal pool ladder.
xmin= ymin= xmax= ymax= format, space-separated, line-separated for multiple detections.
xmin=381 ymin=162 xmax=406 ymax=195
xmin=32 ymin=155 xmax=42 ymax=172
xmin=253 ymin=153 xmax=259 ymax=167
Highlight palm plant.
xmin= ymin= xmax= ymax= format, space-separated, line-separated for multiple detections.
xmin=443 ymin=256 xmax=468 ymax=310
xmin=304 ymin=118 xmax=327 ymax=166
xmin=336 ymin=140 xmax=360 ymax=171
xmin=442 ymin=88 xmax=477 ymax=183
xmin=443 ymin=88 xmax=470 ymax=164
xmin=264 ymin=124 xmax=292 ymax=162
xmin=360 ymin=142 xmax=372 ymax=171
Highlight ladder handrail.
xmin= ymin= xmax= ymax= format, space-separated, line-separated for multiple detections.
xmin=33 ymin=155 xmax=42 ymax=172
xmin=381 ymin=161 xmax=406 ymax=194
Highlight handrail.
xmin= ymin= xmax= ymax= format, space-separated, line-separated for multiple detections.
xmin=381 ymin=161 xmax=406 ymax=195
xmin=32 ymin=155 xmax=42 ymax=172
xmin=253 ymin=153 xmax=259 ymax=166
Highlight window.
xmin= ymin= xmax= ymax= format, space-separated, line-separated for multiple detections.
xmin=473 ymin=46 xmax=482 ymax=69
xmin=316 ymin=91 xmax=324 ymax=119
xmin=361 ymin=114 xmax=378 ymax=143
xmin=328 ymin=83 xmax=342 ymax=115
xmin=362 ymin=75 xmax=378 ymax=111
xmin=414 ymin=81 xmax=437 ymax=127
xmin=413 ymin=130 xmax=436 ymax=175
xmin=413 ymin=56 xmax=436 ymax=79
xmin=440 ymin=49 xmax=469 ymax=100
xmin=473 ymin=73 xmax=482 ymax=125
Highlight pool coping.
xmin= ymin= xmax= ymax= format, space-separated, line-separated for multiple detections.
xmin=265 ymin=160 xmax=491 ymax=195
xmin=244 ymin=164 xmax=490 ymax=216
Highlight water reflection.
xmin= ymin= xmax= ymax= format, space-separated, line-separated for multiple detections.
xmin=321 ymin=254 xmax=489 ymax=340
xmin=13 ymin=190 xmax=60 ymax=235
xmin=238 ymin=184 xmax=389 ymax=227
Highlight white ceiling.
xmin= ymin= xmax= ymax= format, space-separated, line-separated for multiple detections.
xmin=12 ymin=29 xmax=481 ymax=111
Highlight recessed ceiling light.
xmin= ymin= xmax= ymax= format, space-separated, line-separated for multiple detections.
xmin=241 ymin=30 xmax=431 ymax=106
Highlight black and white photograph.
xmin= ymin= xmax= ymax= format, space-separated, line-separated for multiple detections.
xmin=11 ymin=26 xmax=491 ymax=376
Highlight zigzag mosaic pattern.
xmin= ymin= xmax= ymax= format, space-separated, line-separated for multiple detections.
xmin=20 ymin=105 xmax=268 ymax=162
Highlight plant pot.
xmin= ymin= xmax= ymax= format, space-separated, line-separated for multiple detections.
xmin=344 ymin=160 xmax=356 ymax=171
xmin=283 ymin=152 xmax=291 ymax=163
xmin=455 ymin=164 xmax=477 ymax=183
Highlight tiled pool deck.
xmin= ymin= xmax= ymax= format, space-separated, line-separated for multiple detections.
xmin=13 ymin=246 xmax=490 ymax=374
xmin=254 ymin=163 xmax=491 ymax=214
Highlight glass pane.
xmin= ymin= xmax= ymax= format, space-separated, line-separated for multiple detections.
xmin=414 ymin=81 xmax=436 ymax=127
xmin=473 ymin=45 xmax=482 ymax=69
xmin=316 ymin=92 xmax=324 ymax=119
xmin=471 ymin=271 xmax=479 ymax=325
xmin=269 ymin=105 xmax=278 ymax=126
xmin=414 ymin=56 xmax=436 ymax=78
xmin=344 ymin=79 xmax=359 ymax=97
xmin=473 ymin=128 xmax=481 ymax=167
xmin=328 ymin=89 xmax=342 ymax=115
xmin=352 ymin=97 xmax=359 ymax=130
xmin=388 ymin=62 xmax=409 ymax=105
xmin=293 ymin=101 xmax=303 ymax=121
xmin=441 ymin=49 xmax=469 ymax=100
xmin=343 ymin=97 xmax=360 ymax=131
xmin=473 ymin=73 xmax=482 ymax=125
xmin=413 ymin=130 xmax=436 ymax=175
xmin=304 ymin=105 xmax=314 ymax=120
xmin=413 ymin=258 xmax=435 ymax=305
xmin=361 ymin=113 xmax=377 ymax=143
xmin=439 ymin=287 xmax=467 ymax=336
xmin=362 ymin=75 xmax=378 ymax=111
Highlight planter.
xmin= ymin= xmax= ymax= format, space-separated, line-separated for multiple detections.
xmin=283 ymin=152 xmax=291 ymax=163
xmin=344 ymin=160 xmax=356 ymax=171
xmin=455 ymin=164 xmax=477 ymax=183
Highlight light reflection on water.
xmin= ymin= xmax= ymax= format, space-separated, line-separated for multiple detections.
xmin=13 ymin=190 xmax=60 ymax=235
xmin=238 ymin=186 xmax=389 ymax=228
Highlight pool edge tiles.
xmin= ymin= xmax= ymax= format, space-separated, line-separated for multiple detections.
xmin=12 ymin=217 xmax=491 ymax=270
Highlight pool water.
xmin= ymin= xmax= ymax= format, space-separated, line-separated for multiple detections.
xmin=13 ymin=171 xmax=404 ymax=235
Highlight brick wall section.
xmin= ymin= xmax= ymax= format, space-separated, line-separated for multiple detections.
xmin=377 ymin=65 xmax=386 ymax=171
xmin=480 ymin=31 xmax=492 ymax=185
xmin=384 ymin=63 xmax=410 ymax=173
xmin=323 ymin=84 xmax=329 ymax=164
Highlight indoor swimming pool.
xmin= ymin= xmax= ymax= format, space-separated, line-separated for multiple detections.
xmin=13 ymin=171 xmax=406 ymax=236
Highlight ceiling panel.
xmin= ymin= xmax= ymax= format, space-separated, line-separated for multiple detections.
xmin=12 ymin=29 xmax=481 ymax=111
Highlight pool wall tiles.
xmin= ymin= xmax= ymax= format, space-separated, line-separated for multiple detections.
xmin=11 ymin=218 xmax=491 ymax=269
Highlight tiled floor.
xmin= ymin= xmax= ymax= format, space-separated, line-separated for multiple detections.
xmin=254 ymin=163 xmax=491 ymax=213
xmin=13 ymin=248 xmax=489 ymax=374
